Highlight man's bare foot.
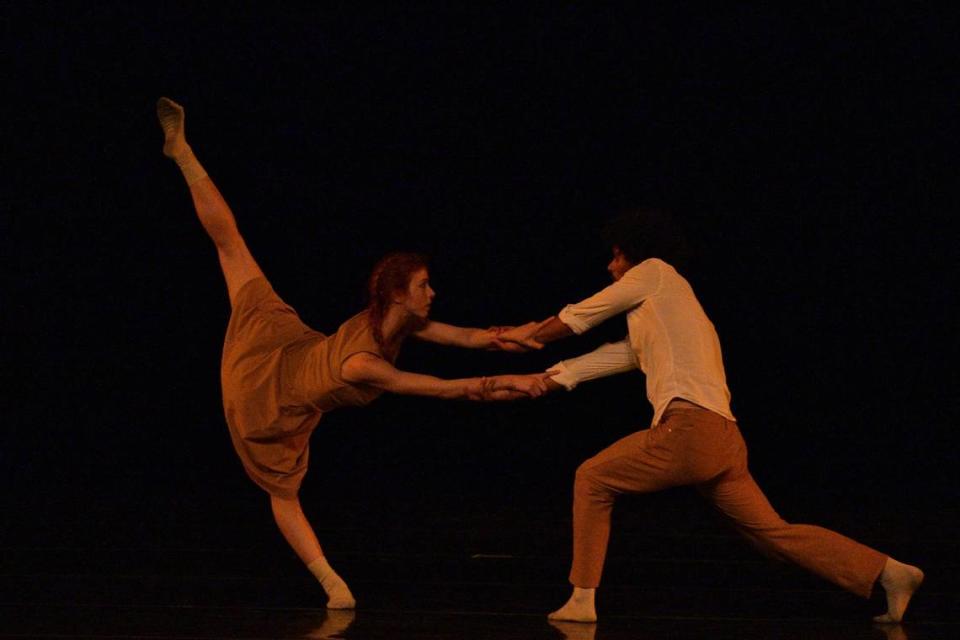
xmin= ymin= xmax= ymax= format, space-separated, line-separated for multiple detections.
xmin=548 ymin=587 xmax=597 ymax=623
xmin=156 ymin=97 xmax=189 ymax=159
xmin=873 ymin=557 xmax=924 ymax=623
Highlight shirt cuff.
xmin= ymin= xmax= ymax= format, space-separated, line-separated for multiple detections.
xmin=546 ymin=361 xmax=578 ymax=390
xmin=557 ymin=306 xmax=591 ymax=335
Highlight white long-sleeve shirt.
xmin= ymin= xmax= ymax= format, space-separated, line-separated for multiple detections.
xmin=549 ymin=258 xmax=735 ymax=426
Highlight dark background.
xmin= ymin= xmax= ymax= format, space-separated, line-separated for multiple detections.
xmin=3 ymin=4 xmax=957 ymax=552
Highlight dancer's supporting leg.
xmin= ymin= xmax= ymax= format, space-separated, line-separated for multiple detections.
xmin=272 ymin=496 xmax=356 ymax=609
xmin=551 ymin=425 xmax=691 ymax=622
xmin=157 ymin=98 xmax=355 ymax=608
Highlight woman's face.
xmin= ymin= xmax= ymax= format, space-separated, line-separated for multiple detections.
xmin=398 ymin=267 xmax=435 ymax=319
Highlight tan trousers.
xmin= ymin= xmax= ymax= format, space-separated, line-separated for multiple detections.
xmin=570 ymin=404 xmax=887 ymax=597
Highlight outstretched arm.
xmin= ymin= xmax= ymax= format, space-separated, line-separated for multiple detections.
xmin=414 ymin=320 xmax=530 ymax=352
xmin=413 ymin=321 xmax=502 ymax=349
xmin=341 ymin=352 xmax=552 ymax=400
xmin=496 ymin=316 xmax=574 ymax=351
xmin=546 ymin=339 xmax=638 ymax=390
xmin=498 ymin=260 xmax=664 ymax=350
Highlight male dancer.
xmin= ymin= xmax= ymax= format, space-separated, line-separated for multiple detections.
xmin=499 ymin=209 xmax=923 ymax=624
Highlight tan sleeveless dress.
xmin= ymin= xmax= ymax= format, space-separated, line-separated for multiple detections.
xmin=221 ymin=278 xmax=392 ymax=498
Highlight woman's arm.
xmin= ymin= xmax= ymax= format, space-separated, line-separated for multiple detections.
xmin=413 ymin=320 xmax=528 ymax=352
xmin=412 ymin=320 xmax=494 ymax=349
xmin=341 ymin=352 xmax=550 ymax=400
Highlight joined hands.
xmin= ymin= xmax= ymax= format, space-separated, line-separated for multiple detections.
xmin=476 ymin=319 xmax=560 ymax=400
xmin=483 ymin=326 xmax=532 ymax=352
xmin=494 ymin=320 xmax=549 ymax=351
xmin=481 ymin=373 xmax=555 ymax=401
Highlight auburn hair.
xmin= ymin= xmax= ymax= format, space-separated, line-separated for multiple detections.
xmin=366 ymin=252 xmax=430 ymax=348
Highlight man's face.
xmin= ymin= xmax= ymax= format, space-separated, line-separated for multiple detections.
xmin=399 ymin=268 xmax=435 ymax=319
xmin=607 ymin=246 xmax=636 ymax=281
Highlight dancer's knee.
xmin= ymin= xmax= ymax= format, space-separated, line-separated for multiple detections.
xmin=574 ymin=462 xmax=608 ymax=499
xmin=574 ymin=460 xmax=594 ymax=483
xmin=219 ymin=243 xmax=265 ymax=301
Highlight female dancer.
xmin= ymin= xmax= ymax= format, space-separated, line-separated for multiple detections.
xmin=156 ymin=97 xmax=549 ymax=608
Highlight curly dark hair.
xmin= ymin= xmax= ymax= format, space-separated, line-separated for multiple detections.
xmin=601 ymin=207 xmax=690 ymax=269
xmin=366 ymin=252 xmax=430 ymax=348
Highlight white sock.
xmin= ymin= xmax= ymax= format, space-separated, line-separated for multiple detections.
xmin=307 ymin=556 xmax=355 ymax=607
xmin=156 ymin=97 xmax=208 ymax=186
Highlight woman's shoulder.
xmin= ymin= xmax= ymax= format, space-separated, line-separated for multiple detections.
xmin=334 ymin=309 xmax=374 ymax=339
xmin=333 ymin=310 xmax=384 ymax=353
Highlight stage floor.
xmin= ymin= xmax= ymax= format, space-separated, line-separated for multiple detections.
xmin=2 ymin=493 xmax=955 ymax=639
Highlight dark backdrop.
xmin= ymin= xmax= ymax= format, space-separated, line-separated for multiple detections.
xmin=3 ymin=4 xmax=957 ymax=548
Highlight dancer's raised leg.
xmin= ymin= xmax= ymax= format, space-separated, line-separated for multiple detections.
xmin=156 ymin=97 xmax=264 ymax=303
xmin=271 ymin=495 xmax=356 ymax=609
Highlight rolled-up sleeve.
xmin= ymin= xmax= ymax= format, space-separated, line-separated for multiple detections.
xmin=557 ymin=260 xmax=663 ymax=334
xmin=548 ymin=339 xmax=638 ymax=390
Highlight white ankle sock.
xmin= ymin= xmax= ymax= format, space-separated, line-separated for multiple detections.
xmin=156 ymin=97 xmax=208 ymax=186
xmin=173 ymin=146 xmax=208 ymax=186
xmin=307 ymin=556 xmax=355 ymax=604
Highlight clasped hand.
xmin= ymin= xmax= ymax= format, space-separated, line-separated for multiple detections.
xmin=486 ymin=321 xmax=546 ymax=352
xmin=482 ymin=373 xmax=554 ymax=401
